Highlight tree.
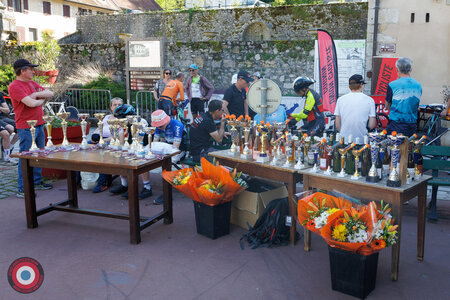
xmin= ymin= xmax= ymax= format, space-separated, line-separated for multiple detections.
xmin=155 ymin=0 xmax=185 ymax=10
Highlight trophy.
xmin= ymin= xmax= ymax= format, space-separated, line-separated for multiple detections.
xmin=27 ymin=120 xmax=39 ymax=152
xmin=324 ymin=139 xmax=343 ymax=175
xmin=294 ymin=133 xmax=307 ymax=170
xmin=283 ymin=131 xmax=293 ymax=167
xmin=387 ymin=133 xmax=406 ymax=187
xmin=256 ymin=124 xmax=271 ymax=163
xmin=413 ymin=135 xmax=427 ymax=177
xmin=143 ymin=127 xmax=156 ymax=159
xmin=351 ymin=144 xmax=369 ymax=180
xmin=240 ymin=117 xmax=252 ymax=159
xmin=118 ymin=118 xmax=129 ymax=152
xmin=227 ymin=118 xmax=240 ymax=156
xmin=78 ymin=113 xmax=90 ymax=150
xmin=270 ymin=122 xmax=286 ymax=165
xmin=42 ymin=115 xmax=55 ymax=149
xmin=94 ymin=113 xmax=106 ymax=148
xmin=366 ymin=132 xmax=381 ymax=182
xmin=337 ymin=143 xmax=356 ymax=177
xmin=134 ymin=122 xmax=146 ymax=158
xmin=56 ymin=112 xmax=71 ymax=149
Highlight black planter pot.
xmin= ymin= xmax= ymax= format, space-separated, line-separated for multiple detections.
xmin=328 ymin=246 xmax=379 ymax=299
xmin=193 ymin=201 xmax=232 ymax=239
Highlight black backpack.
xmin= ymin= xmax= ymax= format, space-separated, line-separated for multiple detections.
xmin=240 ymin=197 xmax=299 ymax=249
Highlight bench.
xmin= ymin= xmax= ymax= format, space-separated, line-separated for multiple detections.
xmin=422 ymin=145 xmax=450 ymax=221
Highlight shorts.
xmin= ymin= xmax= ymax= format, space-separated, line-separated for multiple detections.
xmin=190 ymin=98 xmax=205 ymax=114
xmin=387 ymin=120 xmax=417 ymax=137
xmin=0 ymin=119 xmax=14 ymax=132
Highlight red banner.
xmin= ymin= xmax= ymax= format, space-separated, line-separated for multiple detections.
xmin=317 ymin=29 xmax=339 ymax=113
xmin=371 ymin=57 xmax=398 ymax=95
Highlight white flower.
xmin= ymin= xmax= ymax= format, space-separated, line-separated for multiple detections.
xmin=314 ymin=211 xmax=331 ymax=229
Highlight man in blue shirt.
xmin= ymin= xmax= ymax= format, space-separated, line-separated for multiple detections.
xmin=385 ymin=57 xmax=422 ymax=137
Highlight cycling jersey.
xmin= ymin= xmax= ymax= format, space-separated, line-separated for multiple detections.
xmin=160 ymin=79 xmax=185 ymax=106
xmin=154 ymin=119 xmax=184 ymax=144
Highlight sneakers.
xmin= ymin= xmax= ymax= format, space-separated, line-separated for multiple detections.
xmin=153 ymin=195 xmax=163 ymax=205
xmin=35 ymin=183 xmax=53 ymax=190
xmin=2 ymin=158 xmax=18 ymax=165
xmin=16 ymin=190 xmax=24 ymax=198
xmin=92 ymin=183 xmax=108 ymax=193
xmin=109 ymin=184 xmax=128 ymax=194
xmin=121 ymin=188 xmax=153 ymax=200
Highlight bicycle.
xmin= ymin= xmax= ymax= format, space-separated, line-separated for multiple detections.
xmin=44 ymin=92 xmax=79 ymax=120
xmin=417 ymin=105 xmax=446 ymax=145
xmin=374 ymin=103 xmax=389 ymax=131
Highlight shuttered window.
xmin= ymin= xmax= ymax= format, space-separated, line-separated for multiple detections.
xmin=24 ymin=0 xmax=29 ymax=11
xmin=63 ymin=5 xmax=70 ymax=17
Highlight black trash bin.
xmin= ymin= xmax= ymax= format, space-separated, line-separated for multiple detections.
xmin=328 ymin=246 xmax=379 ymax=299
xmin=193 ymin=200 xmax=232 ymax=239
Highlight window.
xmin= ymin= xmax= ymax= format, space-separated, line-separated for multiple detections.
xmin=410 ymin=13 xmax=415 ymax=23
xmin=78 ymin=7 xmax=87 ymax=15
xmin=8 ymin=0 xmax=22 ymax=12
xmin=23 ymin=0 xmax=28 ymax=10
xmin=425 ymin=13 xmax=430 ymax=23
xmin=63 ymin=5 xmax=70 ymax=17
xmin=43 ymin=1 xmax=51 ymax=15
xmin=29 ymin=28 xmax=37 ymax=41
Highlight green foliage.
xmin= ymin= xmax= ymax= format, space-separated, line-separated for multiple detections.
xmin=51 ymin=119 xmax=81 ymax=128
xmin=246 ymin=52 xmax=255 ymax=60
xmin=154 ymin=0 xmax=185 ymax=11
xmin=0 ymin=64 xmax=15 ymax=95
xmin=270 ymin=0 xmax=321 ymax=5
xmin=33 ymin=30 xmax=61 ymax=71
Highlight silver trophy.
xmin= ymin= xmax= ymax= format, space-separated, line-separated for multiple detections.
xmin=386 ymin=134 xmax=406 ymax=187
xmin=27 ymin=120 xmax=39 ymax=152
xmin=143 ymin=126 xmax=156 ymax=159
xmin=134 ymin=122 xmax=146 ymax=158
xmin=94 ymin=113 xmax=106 ymax=148
xmin=228 ymin=119 xmax=240 ymax=156
xmin=78 ymin=113 xmax=90 ymax=150
xmin=270 ymin=122 xmax=286 ymax=166
xmin=56 ymin=112 xmax=72 ymax=149
xmin=43 ymin=115 xmax=55 ymax=150
xmin=294 ymin=134 xmax=307 ymax=170
xmin=282 ymin=131 xmax=293 ymax=167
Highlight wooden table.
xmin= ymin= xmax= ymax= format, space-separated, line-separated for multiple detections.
xmin=12 ymin=149 xmax=175 ymax=244
xmin=209 ymin=150 xmax=303 ymax=246
xmin=300 ymin=169 xmax=431 ymax=281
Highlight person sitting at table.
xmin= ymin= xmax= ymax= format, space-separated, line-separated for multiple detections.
xmin=190 ymin=100 xmax=228 ymax=163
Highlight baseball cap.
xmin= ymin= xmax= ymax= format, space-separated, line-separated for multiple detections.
xmin=237 ymin=70 xmax=254 ymax=83
xmin=151 ymin=110 xmax=171 ymax=127
xmin=13 ymin=59 xmax=39 ymax=69
xmin=189 ymin=64 xmax=198 ymax=70
xmin=349 ymin=74 xmax=366 ymax=84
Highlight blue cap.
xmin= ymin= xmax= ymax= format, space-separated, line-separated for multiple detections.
xmin=189 ymin=64 xmax=198 ymax=70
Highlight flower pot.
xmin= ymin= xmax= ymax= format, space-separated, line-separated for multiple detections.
xmin=42 ymin=124 xmax=89 ymax=180
xmin=193 ymin=200 xmax=231 ymax=239
xmin=35 ymin=70 xmax=59 ymax=85
xmin=328 ymin=246 xmax=379 ymax=299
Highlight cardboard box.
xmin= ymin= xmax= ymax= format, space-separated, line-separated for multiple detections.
xmin=231 ymin=177 xmax=288 ymax=230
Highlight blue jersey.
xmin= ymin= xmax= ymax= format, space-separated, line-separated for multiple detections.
xmin=154 ymin=119 xmax=184 ymax=144
xmin=386 ymin=77 xmax=422 ymax=124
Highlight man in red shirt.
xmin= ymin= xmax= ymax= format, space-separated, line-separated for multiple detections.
xmin=8 ymin=59 xmax=54 ymax=197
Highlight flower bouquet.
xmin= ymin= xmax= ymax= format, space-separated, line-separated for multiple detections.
xmin=296 ymin=191 xmax=353 ymax=235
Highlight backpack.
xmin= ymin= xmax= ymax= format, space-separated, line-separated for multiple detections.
xmin=240 ymin=197 xmax=299 ymax=249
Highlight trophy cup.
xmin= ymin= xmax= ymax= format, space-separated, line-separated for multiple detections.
xmin=94 ymin=113 xmax=106 ymax=148
xmin=386 ymin=134 xmax=406 ymax=187
xmin=227 ymin=119 xmax=240 ymax=156
xmin=256 ymin=124 xmax=271 ymax=163
xmin=134 ymin=122 xmax=146 ymax=158
xmin=240 ymin=119 xmax=253 ymax=159
xmin=143 ymin=127 xmax=156 ymax=159
xmin=413 ymin=135 xmax=427 ymax=177
xmin=337 ymin=143 xmax=356 ymax=177
xmin=270 ymin=122 xmax=286 ymax=165
xmin=118 ymin=118 xmax=129 ymax=152
xmin=324 ymin=139 xmax=343 ymax=175
xmin=42 ymin=115 xmax=55 ymax=149
xmin=283 ymin=131 xmax=293 ymax=167
xmin=366 ymin=132 xmax=381 ymax=182
xmin=78 ymin=113 xmax=90 ymax=150
xmin=27 ymin=120 xmax=39 ymax=152
xmin=294 ymin=133 xmax=307 ymax=170
xmin=351 ymin=144 xmax=369 ymax=180
xmin=56 ymin=112 xmax=71 ymax=149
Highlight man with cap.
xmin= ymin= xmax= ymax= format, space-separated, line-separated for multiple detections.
xmin=159 ymin=72 xmax=185 ymax=117
xmin=222 ymin=70 xmax=254 ymax=117
xmin=8 ymin=59 xmax=54 ymax=197
xmin=184 ymin=64 xmax=214 ymax=120
xmin=334 ymin=74 xmax=376 ymax=144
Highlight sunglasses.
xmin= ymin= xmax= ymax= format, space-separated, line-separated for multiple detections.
xmin=189 ymin=69 xmax=195 ymax=72
xmin=165 ymin=72 xmax=171 ymax=75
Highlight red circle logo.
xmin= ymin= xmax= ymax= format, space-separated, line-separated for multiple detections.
xmin=7 ymin=257 xmax=44 ymax=294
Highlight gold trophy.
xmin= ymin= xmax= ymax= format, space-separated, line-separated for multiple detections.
xmin=42 ymin=115 xmax=55 ymax=149
xmin=351 ymin=144 xmax=369 ymax=180
xmin=94 ymin=113 xmax=106 ymax=148
xmin=227 ymin=119 xmax=240 ymax=156
xmin=240 ymin=117 xmax=252 ymax=159
xmin=143 ymin=127 xmax=156 ymax=159
xmin=107 ymin=119 xmax=118 ymax=150
xmin=282 ymin=131 xmax=293 ymax=167
xmin=127 ymin=115 xmax=140 ymax=155
xmin=78 ymin=113 xmax=90 ymax=150
xmin=270 ymin=122 xmax=286 ymax=166
xmin=27 ymin=120 xmax=39 ymax=152
xmin=256 ymin=124 xmax=271 ymax=163
xmin=118 ymin=118 xmax=129 ymax=152
xmin=337 ymin=143 xmax=356 ymax=177
xmin=56 ymin=112 xmax=71 ymax=149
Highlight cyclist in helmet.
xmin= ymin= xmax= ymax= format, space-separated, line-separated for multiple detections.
xmin=291 ymin=76 xmax=325 ymax=136
xmin=114 ymin=103 xmax=135 ymax=118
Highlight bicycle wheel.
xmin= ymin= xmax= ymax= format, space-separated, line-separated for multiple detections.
xmin=66 ymin=106 xmax=79 ymax=121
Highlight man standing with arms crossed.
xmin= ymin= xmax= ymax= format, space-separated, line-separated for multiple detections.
xmin=335 ymin=74 xmax=376 ymax=144
xmin=185 ymin=64 xmax=214 ymax=120
xmin=8 ymin=59 xmax=54 ymax=197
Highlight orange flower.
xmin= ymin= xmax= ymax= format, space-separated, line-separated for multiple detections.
xmin=237 ymin=115 xmax=243 ymax=121
xmin=230 ymin=114 xmax=236 ymax=119
xmin=260 ymin=121 xmax=265 ymax=125
xmin=370 ymin=239 xmax=386 ymax=251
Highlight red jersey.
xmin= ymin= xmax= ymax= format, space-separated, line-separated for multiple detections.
xmin=8 ymin=80 xmax=45 ymax=129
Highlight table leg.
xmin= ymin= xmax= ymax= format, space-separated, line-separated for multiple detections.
xmin=391 ymin=194 xmax=403 ymax=281
xmin=22 ymin=158 xmax=38 ymax=228
xmin=288 ymin=174 xmax=297 ymax=246
xmin=67 ymin=171 xmax=78 ymax=208
xmin=417 ymin=182 xmax=427 ymax=261
xmin=162 ymin=158 xmax=173 ymax=224
xmin=128 ymin=171 xmax=141 ymax=244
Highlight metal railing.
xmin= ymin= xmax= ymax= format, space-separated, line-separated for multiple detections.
xmin=135 ymin=91 xmax=157 ymax=123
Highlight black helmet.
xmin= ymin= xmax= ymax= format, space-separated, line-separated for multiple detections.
xmin=293 ymin=76 xmax=315 ymax=93
xmin=114 ymin=104 xmax=136 ymax=118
